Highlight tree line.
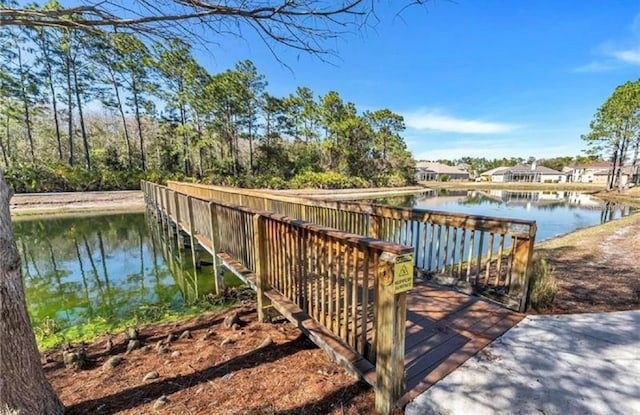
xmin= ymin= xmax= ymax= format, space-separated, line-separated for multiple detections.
xmin=0 ymin=26 xmax=415 ymax=192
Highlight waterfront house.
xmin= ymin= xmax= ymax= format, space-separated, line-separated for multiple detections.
xmin=569 ymin=161 xmax=631 ymax=186
xmin=480 ymin=163 xmax=566 ymax=183
xmin=414 ymin=161 xmax=471 ymax=181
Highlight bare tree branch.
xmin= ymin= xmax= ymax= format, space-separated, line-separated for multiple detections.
xmin=0 ymin=1 xmax=396 ymax=58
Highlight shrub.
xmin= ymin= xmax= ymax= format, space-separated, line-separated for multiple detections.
xmin=254 ymin=176 xmax=287 ymax=190
xmin=288 ymin=171 xmax=370 ymax=189
xmin=528 ymin=258 xmax=557 ymax=310
xmin=381 ymin=173 xmax=410 ymax=187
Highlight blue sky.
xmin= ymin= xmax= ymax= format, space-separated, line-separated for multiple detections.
xmin=196 ymin=2 xmax=638 ymax=160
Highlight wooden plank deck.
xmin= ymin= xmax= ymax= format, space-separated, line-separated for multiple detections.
xmin=400 ymin=282 xmax=523 ymax=405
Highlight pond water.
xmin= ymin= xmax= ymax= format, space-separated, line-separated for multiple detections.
xmin=375 ymin=189 xmax=637 ymax=241
xmin=15 ymin=213 xmax=223 ymax=338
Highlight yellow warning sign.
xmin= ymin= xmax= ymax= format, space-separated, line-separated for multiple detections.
xmin=393 ymin=254 xmax=414 ymax=294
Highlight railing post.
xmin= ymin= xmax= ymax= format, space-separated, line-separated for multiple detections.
xmin=253 ymin=214 xmax=272 ymax=322
xmin=186 ymin=196 xmax=199 ymax=296
xmin=369 ymin=212 xmax=382 ymax=239
xmin=174 ymin=191 xmax=184 ymax=248
xmin=514 ymin=224 xmax=537 ymax=312
xmin=207 ymin=202 xmax=223 ymax=295
xmin=374 ymin=250 xmax=411 ymax=415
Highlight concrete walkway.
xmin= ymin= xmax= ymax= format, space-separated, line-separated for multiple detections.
xmin=406 ymin=310 xmax=640 ymax=415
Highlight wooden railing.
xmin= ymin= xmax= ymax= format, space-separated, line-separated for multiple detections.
xmin=166 ymin=181 xmax=537 ymax=312
xmin=143 ymin=181 xmax=412 ymax=414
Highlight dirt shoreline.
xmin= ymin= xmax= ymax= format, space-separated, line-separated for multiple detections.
xmin=534 ymin=213 xmax=640 ymax=313
xmin=10 ymin=190 xmax=146 ymax=218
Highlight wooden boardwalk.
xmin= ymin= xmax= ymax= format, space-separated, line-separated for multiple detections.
xmin=144 ymin=181 xmax=524 ymax=412
xmin=176 ymin=213 xmax=521 ymax=402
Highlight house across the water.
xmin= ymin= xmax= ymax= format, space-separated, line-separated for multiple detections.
xmin=480 ymin=163 xmax=566 ymax=183
xmin=414 ymin=161 xmax=471 ymax=181
xmin=568 ymin=161 xmax=633 ymax=186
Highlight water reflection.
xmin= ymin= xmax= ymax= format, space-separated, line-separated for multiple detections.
xmin=15 ymin=213 xmax=217 ymax=331
xmin=375 ymin=189 xmax=636 ymax=241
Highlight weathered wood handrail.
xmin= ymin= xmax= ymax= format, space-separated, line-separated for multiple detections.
xmin=166 ymin=181 xmax=537 ymax=311
xmin=142 ymin=180 xmax=412 ymax=414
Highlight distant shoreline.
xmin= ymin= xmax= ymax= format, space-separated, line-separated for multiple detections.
xmin=420 ymin=181 xmax=605 ymax=192
xmin=10 ymin=183 xmax=639 ymax=220
xmin=10 ymin=190 xmax=145 ymax=219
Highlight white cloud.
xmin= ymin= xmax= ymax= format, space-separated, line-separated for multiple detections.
xmin=572 ymin=61 xmax=616 ymax=73
xmin=574 ymin=13 xmax=640 ymax=70
xmin=403 ymin=110 xmax=518 ymax=134
xmin=610 ymin=47 xmax=640 ymax=65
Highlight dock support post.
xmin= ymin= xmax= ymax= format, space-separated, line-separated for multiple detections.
xmin=173 ymin=192 xmax=184 ymax=248
xmin=207 ymin=202 xmax=223 ymax=295
xmin=374 ymin=252 xmax=409 ymax=415
xmin=186 ymin=196 xmax=199 ymax=297
xmin=253 ymin=214 xmax=272 ymax=322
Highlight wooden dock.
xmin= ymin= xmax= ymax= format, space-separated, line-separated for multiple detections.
xmin=142 ymin=181 xmax=524 ymax=414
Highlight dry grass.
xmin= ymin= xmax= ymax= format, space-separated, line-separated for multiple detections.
xmin=528 ymin=258 xmax=557 ymax=311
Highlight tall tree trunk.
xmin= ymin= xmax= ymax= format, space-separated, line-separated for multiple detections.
xmin=71 ymin=60 xmax=90 ymax=170
xmin=0 ymin=117 xmax=8 ymax=167
xmin=4 ymin=114 xmax=10 ymax=166
xmin=64 ymin=48 xmax=74 ymax=166
xmin=614 ymin=135 xmax=630 ymax=190
xmin=131 ymin=78 xmax=145 ymax=171
xmin=41 ymin=39 xmax=63 ymax=161
xmin=265 ymin=110 xmax=271 ymax=146
xmin=0 ymin=171 xmax=65 ymax=415
xmin=49 ymin=84 xmax=63 ymax=162
xmin=608 ymin=145 xmax=619 ymax=191
xmin=16 ymin=47 xmax=35 ymax=162
xmin=179 ymin=103 xmax=190 ymax=177
xmin=195 ymin=116 xmax=203 ymax=179
xmin=110 ymin=70 xmax=132 ymax=168
xmin=249 ymin=117 xmax=254 ymax=174
xmin=631 ymin=136 xmax=639 ymax=184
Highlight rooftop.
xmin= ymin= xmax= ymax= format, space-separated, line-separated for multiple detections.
xmin=415 ymin=161 xmax=470 ymax=175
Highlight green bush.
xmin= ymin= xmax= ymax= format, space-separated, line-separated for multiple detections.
xmin=528 ymin=258 xmax=557 ymax=310
xmin=374 ymin=173 xmax=409 ymax=187
xmin=4 ymin=164 xmax=67 ymax=193
xmin=288 ymin=171 xmax=370 ymax=189
xmin=252 ymin=175 xmax=288 ymax=189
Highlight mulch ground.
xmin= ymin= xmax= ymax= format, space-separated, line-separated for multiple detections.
xmin=45 ymin=303 xmax=393 ymax=415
